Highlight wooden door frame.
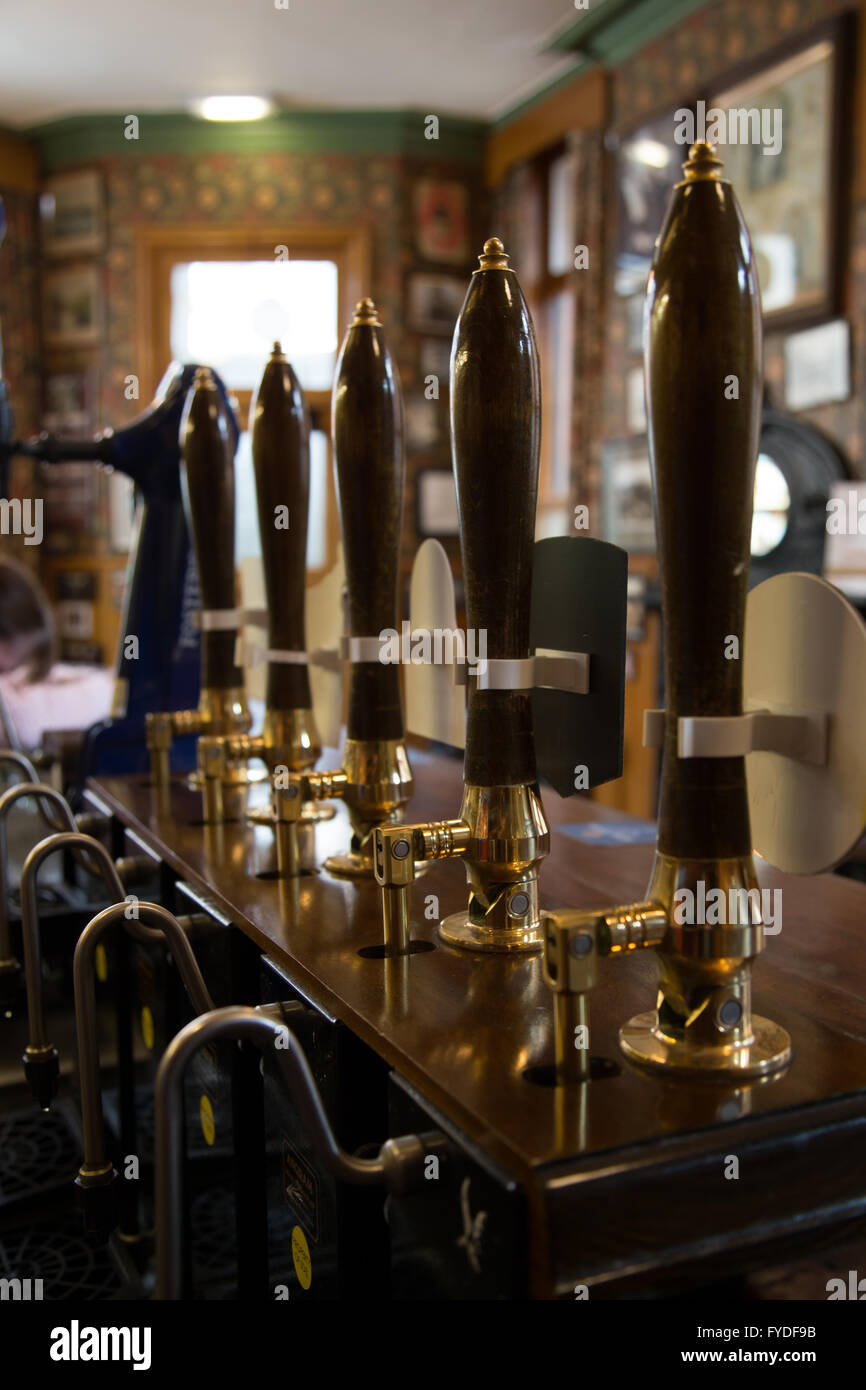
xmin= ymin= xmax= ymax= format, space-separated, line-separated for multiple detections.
xmin=133 ymin=221 xmax=370 ymax=578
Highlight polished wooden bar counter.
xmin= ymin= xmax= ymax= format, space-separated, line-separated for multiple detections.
xmin=87 ymin=751 xmax=866 ymax=1298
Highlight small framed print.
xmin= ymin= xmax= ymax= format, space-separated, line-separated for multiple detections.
xmin=43 ymin=265 xmax=102 ymax=348
xmin=784 ymin=319 xmax=850 ymax=411
xmin=413 ymin=179 xmax=469 ymax=265
xmin=615 ymin=111 xmax=686 ymax=298
xmin=416 ymin=469 xmax=459 ymax=538
xmin=601 ymin=437 xmax=656 ymax=553
xmin=405 ymin=396 xmax=442 ymax=452
xmin=40 ymin=169 xmax=104 ymax=258
xmin=407 ymin=272 xmax=466 ymax=336
xmin=420 ymin=337 xmax=452 ymax=384
xmin=707 ymin=18 xmax=851 ymax=327
xmin=43 ymin=370 xmax=98 ymax=435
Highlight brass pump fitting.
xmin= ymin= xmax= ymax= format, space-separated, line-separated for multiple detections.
xmin=438 ymin=783 xmax=550 ymax=953
xmin=272 ymin=777 xmax=302 ymax=877
xmin=373 ymin=820 xmax=470 ymax=954
xmin=145 ymin=711 xmax=178 ymax=790
xmin=147 ymin=692 xmax=250 ymax=795
xmin=299 ymin=737 xmax=414 ymax=878
xmin=373 ymin=787 xmax=550 ymax=957
xmin=543 ymin=903 xmax=668 ymax=1084
xmin=193 ymin=712 xmax=322 ymax=828
xmin=197 ymin=735 xmax=229 ymax=822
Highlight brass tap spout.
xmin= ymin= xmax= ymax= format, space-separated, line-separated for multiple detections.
xmin=154 ymin=1002 xmax=447 ymax=1298
xmin=543 ymin=904 xmax=668 ymax=1084
xmin=373 ymin=820 xmax=470 ymax=954
xmin=302 ymin=302 xmax=414 ymax=878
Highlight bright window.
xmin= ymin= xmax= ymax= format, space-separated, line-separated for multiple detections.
xmin=169 ymin=259 xmax=339 ymax=392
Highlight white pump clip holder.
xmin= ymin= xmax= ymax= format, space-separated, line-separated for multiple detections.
xmin=405 ymin=539 xmax=467 ymax=749
xmin=643 ymin=571 xmax=866 ymax=874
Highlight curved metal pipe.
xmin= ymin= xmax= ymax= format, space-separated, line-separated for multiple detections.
xmin=0 ymin=781 xmax=105 ymax=967
xmin=21 ymin=831 xmax=127 ymax=1058
xmin=73 ymin=901 xmax=215 ymax=1185
xmin=0 ymin=750 xmax=40 ymax=783
xmin=155 ymin=1005 xmax=441 ymax=1299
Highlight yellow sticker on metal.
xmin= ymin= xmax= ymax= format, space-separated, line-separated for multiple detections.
xmin=291 ymin=1225 xmax=312 ymax=1290
xmin=95 ymin=945 xmax=108 ymax=983
xmin=140 ymin=1005 xmax=154 ymax=1051
xmin=199 ymin=1093 xmax=215 ymax=1147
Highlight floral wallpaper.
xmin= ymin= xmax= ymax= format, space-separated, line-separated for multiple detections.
xmin=99 ymin=149 xmax=483 ymax=574
xmin=0 ymin=185 xmax=41 ymax=557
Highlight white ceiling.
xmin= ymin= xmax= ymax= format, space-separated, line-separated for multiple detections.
xmin=0 ymin=0 xmax=578 ymax=128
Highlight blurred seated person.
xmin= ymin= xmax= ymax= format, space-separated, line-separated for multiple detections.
xmin=0 ymin=557 xmax=113 ymax=751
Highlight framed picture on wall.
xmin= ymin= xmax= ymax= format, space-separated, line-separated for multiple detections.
xmin=42 ymin=265 xmax=102 ymax=347
xmin=40 ymin=169 xmax=104 ymax=258
xmin=420 ymin=337 xmax=451 ymax=383
xmin=707 ymin=18 xmax=851 ymax=327
xmin=405 ymin=396 xmax=442 ymax=452
xmin=413 ymin=179 xmax=469 ymax=265
xmin=601 ymin=438 xmax=656 ymax=553
xmin=43 ymin=370 xmax=99 ymax=435
xmin=614 ymin=111 xmax=688 ymax=297
xmin=407 ymin=272 xmax=466 ymax=335
xmin=416 ymin=468 xmax=459 ymax=538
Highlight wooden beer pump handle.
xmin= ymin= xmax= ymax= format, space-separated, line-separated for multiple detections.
xmin=332 ymin=299 xmax=405 ymax=744
xmin=251 ymin=343 xmax=313 ymax=714
xmin=646 ymin=143 xmax=762 ymax=861
xmin=179 ymin=368 xmax=244 ymax=694
xmin=451 ymin=238 xmax=541 ymax=789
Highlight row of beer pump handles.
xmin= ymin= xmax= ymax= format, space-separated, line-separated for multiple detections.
xmin=5 ymin=143 xmax=865 ymax=1283
xmin=104 ymin=144 xmax=866 ymax=1084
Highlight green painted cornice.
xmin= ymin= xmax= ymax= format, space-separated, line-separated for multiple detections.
xmin=495 ymin=0 xmax=710 ymax=126
xmin=24 ymin=110 xmax=488 ymax=170
xmin=491 ymin=60 xmax=591 ymax=130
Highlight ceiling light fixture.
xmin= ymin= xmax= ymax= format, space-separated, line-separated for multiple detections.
xmin=191 ymin=96 xmax=275 ymax=122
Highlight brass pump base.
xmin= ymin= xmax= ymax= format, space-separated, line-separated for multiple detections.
xmin=309 ymin=738 xmax=415 ymax=881
xmin=616 ymin=855 xmax=792 ymax=1079
xmin=438 ymin=907 xmax=545 ymax=954
xmin=248 ymin=801 xmax=335 ymax=826
xmin=437 ymin=783 xmax=549 ymax=954
xmin=620 ymin=1011 xmax=791 ymax=1080
xmin=325 ymin=849 xmax=375 ymax=879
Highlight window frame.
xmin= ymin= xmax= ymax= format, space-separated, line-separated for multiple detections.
xmin=134 ymin=222 xmax=370 ymax=581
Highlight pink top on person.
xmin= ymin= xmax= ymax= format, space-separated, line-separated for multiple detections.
xmin=0 ymin=662 xmax=114 ymax=749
